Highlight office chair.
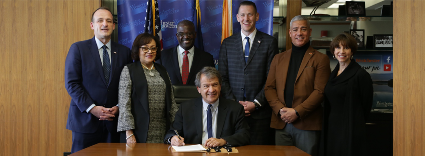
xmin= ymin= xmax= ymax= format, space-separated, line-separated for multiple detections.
xmin=172 ymin=85 xmax=201 ymax=105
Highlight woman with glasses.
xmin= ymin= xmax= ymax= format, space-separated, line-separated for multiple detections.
xmin=117 ymin=33 xmax=178 ymax=144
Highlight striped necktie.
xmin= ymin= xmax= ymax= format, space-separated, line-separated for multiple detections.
xmin=102 ymin=45 xmax=111 ymax=83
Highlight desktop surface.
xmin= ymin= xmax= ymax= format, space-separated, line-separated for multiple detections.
xmin=70 ymin=143 xmax=310 ymax=156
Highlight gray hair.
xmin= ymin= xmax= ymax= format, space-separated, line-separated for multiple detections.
xmin=290 ymin=15 xmax=310 ymax=28
xmin=194 ymin=67 xmax=222 ymax=87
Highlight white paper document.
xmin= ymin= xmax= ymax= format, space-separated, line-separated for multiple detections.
xmin=172 ymin=144 xmax=206 ymax=152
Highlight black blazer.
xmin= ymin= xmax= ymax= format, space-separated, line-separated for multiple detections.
xmin=157 ymin=46 xmax=215 ymax=85
xmin=218 ymin=30 xmax=278 ymax=119
xmin=164 ymin=98 xmax=250 ymax=146
xmin=119 ymin=62 xmax=174 ymax=143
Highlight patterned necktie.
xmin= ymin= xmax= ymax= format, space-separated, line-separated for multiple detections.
xmin=182 ymin=50 xmax=189 ymax=85
xmin=207 ymin=104 xmax=213 ymax=138
xmin=102 ymin=45 xmax=111 ymax=83
xmin=245 ymin=37 xmax=250 ymax=63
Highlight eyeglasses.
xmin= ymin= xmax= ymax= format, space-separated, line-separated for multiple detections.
xmin=140 ymin=47 xmax=158 ymax=53
xmin=176 ymin=32 xmax=195 ymax=37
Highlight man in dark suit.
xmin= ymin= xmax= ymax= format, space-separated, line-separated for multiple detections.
xmin=157 ymin=20 xmax=215 ymax=85
xmin=64 ymin=7 xmax=132 ymax=153
xmin=218 ymin=1 xmax=278 ymax=145
xmin=164 ymin=67 xmax=250 ymax=147
xmin=264 ymin=15 xmax=330 ymax=156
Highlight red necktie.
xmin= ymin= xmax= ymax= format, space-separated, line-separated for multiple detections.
xmin=182 ymin=50 xmax=189 ymax=85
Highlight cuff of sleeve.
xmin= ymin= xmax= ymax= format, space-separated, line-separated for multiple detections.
xmin=165 ymin=136 xmax=172 ymax=144
xmin=294 ymin=109 xmax=300 ymax=118
xmin=277 ymin=107 xmax=283 ymax=117
xmin=253 ymin=99 xmax=262 ymax=107
xmin=86 ymin=104 xmax=96 ymax=113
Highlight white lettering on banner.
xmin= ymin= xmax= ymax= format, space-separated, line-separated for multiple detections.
xmin=376 ymin=101 xmax=393 ymax=108
xmin=161 ymin=21 xmax=177 ymax=29
xmin=362 ymin=66 xmax=380 ymax=72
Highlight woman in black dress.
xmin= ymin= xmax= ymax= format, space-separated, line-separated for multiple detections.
xmin=322 ymin=33 xmax=373 ymax=156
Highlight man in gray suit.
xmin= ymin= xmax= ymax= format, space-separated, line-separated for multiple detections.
xmin=218 ymin=0 xmax=278 ymax=145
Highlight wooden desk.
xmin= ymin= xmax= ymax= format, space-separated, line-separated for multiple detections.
xmin=71 ymin=143 xmax=310 ymax=156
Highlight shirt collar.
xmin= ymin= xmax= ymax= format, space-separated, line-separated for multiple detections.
xmin=202 ymin=98 xmax=219 ymax=111
xmin=178 ymin=45 xmax=195 ymax=55
xmin=240 ymin=28 xmax=257 ymax=41
xmin=95 ymin=37 xmax=111 ymax=50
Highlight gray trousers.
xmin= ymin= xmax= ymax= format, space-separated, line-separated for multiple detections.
xmin=275 ymin=124 xmax=320 ymax=156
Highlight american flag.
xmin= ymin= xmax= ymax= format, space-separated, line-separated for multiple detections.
xmin=144 ymin=0 xmax=163 ymax=50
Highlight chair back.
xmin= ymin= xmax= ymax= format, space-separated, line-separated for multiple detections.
xmin=173 ymin=85 xmax=201 ymax=105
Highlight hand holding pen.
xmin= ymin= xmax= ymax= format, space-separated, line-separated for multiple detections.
xmin=171 ymin=130 xmax=185 ymax=146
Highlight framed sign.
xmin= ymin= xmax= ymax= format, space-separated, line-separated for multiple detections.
xmin=345 ymin=1 xmax=366 ymax=16
xmin=373 ymin=34 xmax=393 ymax=49
xmin=350 ymin=29 xmax=365 ymax=48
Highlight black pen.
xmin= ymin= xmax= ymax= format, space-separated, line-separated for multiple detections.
xmin=174 ymin=130 xmax=182 ymax=140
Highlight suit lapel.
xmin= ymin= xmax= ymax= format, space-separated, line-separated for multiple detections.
xmin=109 ymin=42 xmax=118 ymax=86
xmin=295 ymin=47 xmax=315 ymax=82
xmin=188 ymin=48 xmax=200 ymax=82
xmin=234 ymin=35 xmax=246 ymax=67
xmin=171 ymin=46 xmax=183 ymax=84
xmin=216 ymin=99 xmax=227 ymax=138
xmin=246 ymin=31 xmax=262 ymax=67
xmin=89 ymin=37 xmax=108 ymax=86
xmin=195 ymin=98 xmax=204 ymax=142
xmin=280 ymin=50 xmax=292 ymax=90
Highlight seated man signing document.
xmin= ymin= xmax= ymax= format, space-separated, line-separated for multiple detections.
xmin=164 ymin=67 xmax=250 ymax=147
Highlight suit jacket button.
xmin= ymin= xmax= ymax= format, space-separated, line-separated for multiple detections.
xmin=241 ymin=88 xmax=244 ymax=91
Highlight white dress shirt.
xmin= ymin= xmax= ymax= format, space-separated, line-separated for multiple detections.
xmin=202 ymin=98 xmax=219 ymax=144
xmin=241 ymin=28 xmax=257 ymax=54
xmin=95 ymin=37 xmax=112 ymax=66
xmin=177 ymin=46 xmax=195 ymax=76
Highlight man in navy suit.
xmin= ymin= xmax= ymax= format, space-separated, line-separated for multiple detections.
xmin=164 ymin=67 xmax=250 ymax=147
xmin=157 ymin=20 xmax=215 ymax=85
xmin=218 ymin=1 xmax=278 ymax=145
xmin=64 ymin=7 xmax=132 ymax=153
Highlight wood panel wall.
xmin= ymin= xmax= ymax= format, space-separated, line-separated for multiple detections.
xmin=393 ymin=1 xmax=425 ymax=156
xmin=285 ymin=0 xmax=302 ymax=50
xmin=0 ymin=0 xmax=100 ymax=155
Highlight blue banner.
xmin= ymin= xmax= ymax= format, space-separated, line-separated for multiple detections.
xmin=117 ymin=0 xmax=274 ymax=62
xmin=232 ymin=0 xmax=274 ymax=35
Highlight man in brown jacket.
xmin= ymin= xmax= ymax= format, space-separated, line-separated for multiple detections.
xmin=264 ymin=15 xmax=330 ymax=156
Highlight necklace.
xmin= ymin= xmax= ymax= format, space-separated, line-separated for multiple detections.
xmin=141 ymin=63 xmax=155 ymax=77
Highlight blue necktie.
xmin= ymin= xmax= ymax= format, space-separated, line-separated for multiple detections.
xmin=244 ymin=37 xmax=250 ymax=63
xmin=207 ymin=104 xmax=213 ymax=138
xmin=102 ymin=45 xmax=111 ymax=83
